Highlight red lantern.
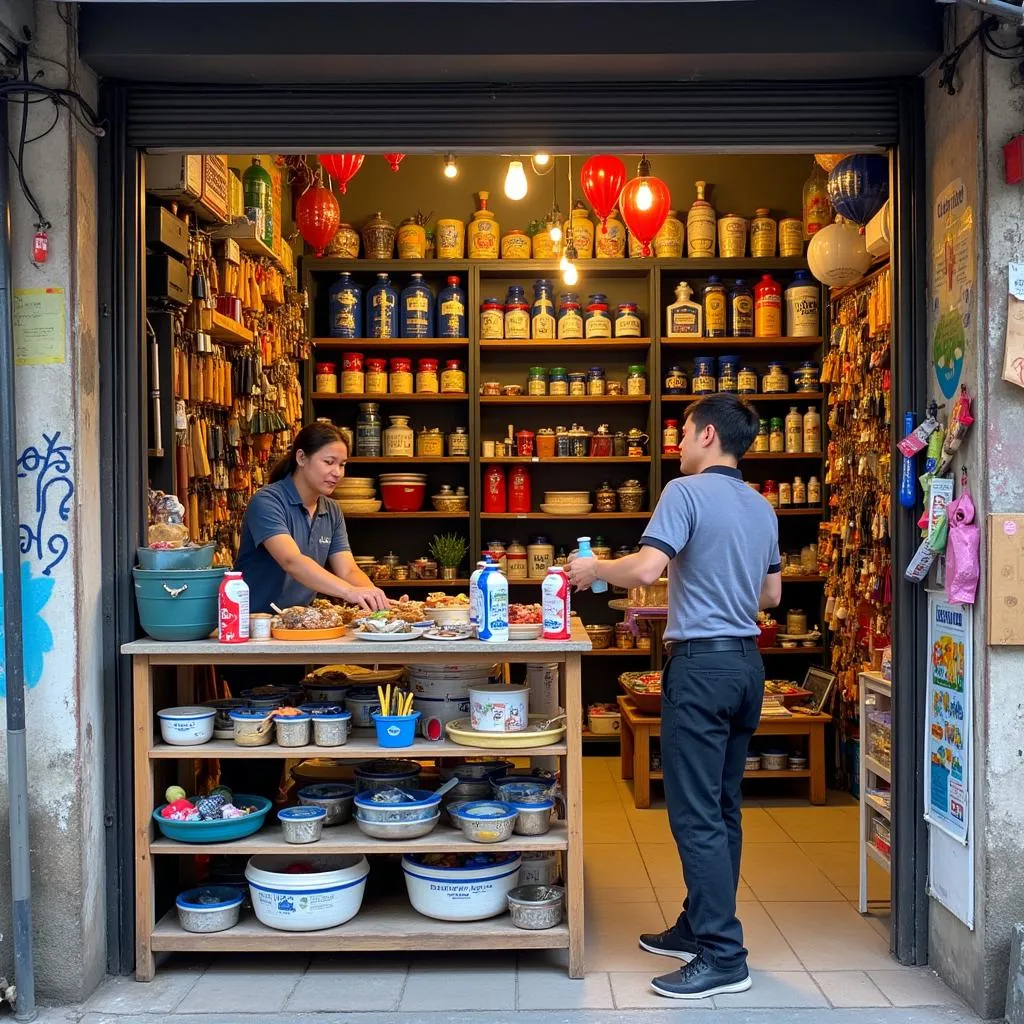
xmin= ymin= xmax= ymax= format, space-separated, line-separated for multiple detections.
xmin=317 ymin=154 xmax=364 ymax=194
xmin=580 ymin=155 xmax=627 ymax=233
xmin=296 ymin=184 xmax=340 ymax=257
xmin=383 ymin=153 xmax=405 ymax=173
xmin=619 ymin=157 xmax=671 ymax=257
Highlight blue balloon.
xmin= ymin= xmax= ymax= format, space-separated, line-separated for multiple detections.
xmin=827 ymin=155 xmax=889 ymax=225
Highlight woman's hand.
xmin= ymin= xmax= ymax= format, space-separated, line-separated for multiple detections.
xmin=346 ymin=585 xmax=391 ymax=612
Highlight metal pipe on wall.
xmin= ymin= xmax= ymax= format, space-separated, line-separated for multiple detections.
xmin=0 ymin=97 xmax=38 ymax=1022
xmin=940 ymin=0 xmax=1024 ymax=23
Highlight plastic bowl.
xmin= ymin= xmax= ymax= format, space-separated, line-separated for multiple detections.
xmin=296 ymin=783 xmax=356 ymax=826
xmin=137 ymin=542 xmax=216 ymax=571
xmin=450 ymin=801 xmax=518 ymax=844
xmin=153 ymin=794 xmax=272 ymax=843
xmin=175 ymin=885 xmax=243 ymax=933
xmin=402 ymin=852 xmax=521 ymax=922
xmin=157 ymin=706 xmax=215 ymax=746
xmin=354 ymin=811 xmax=440 ymax=840
xmin=353 ymin=788 xmax=441 ymax=823
xmin=246 ymin=854 xmax=369 ymax=931
xmin=424 ymin=607 xmax=472 ymax=627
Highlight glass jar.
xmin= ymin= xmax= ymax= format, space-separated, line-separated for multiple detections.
xmin=737 ymin=365 xmax=758 ymax=395
xmin=568 ymin=372 xmax=588 ymax=397
xmin=626 ymin=365 xmax=648 ymax=396
xmin=416 ymin=358 xmax=440 ymax=394
xmin=480 ymin=298 xmax=505 ymax=340
xmin=365 ymin=358 xmax=388 ymax=394
xmin=390 ymin=357 xmax=413 ymax=394
xmin=692 ymin=355 xmax=716 ymax=396
xmin=717 ymin=355 xmax=739 ymax=394
xmin=528 ymin=366 xmax=548 ymax=396
xmin=549 ymin=367 xmax=569 ymax=396
xmin=555 ymin=428 xmax=573 ymax=457
xmin=447 ymin=426 xmax=470 ymax=456
xmin=778 ymin=481 xmax=792 ymax=507
xmin=587 ymin=366 xmax=606 ymax=396
xmin=762 ymin=480 xmax=779 ymax=508
xmin=416 ymin=427 xmax=444 ymax=457
xmin=505 ymin=285 xmax=530 ymax=339
xmin=664 ymin=365 xmax=689 ymax=395
xmin=769 ymin=417 xmax=785 ymax=453
xmin=557 ymin=294 xmax=583 ymax=339
xmin=440 ymin=359 xmax=466 ymax=394
xmin=793 ymin=361 xmax=820 ymax=392
xmin=315 ymin=362 xmax=338 ymax=393
xmin=615 ymin=303 xmax=642 ymax=338
xmin=762 ymin=362 xmax=788 ymax=394
xmin=356 ymin=402 xmax=382 ymax=457
xmin=531 ymin=279 xmax=556 ymax=340
xmin=383 ymin=415 xmax=414 ymax=457
xmin=584 ymin=294 xmax=612 ymax=338
xmin=595 ymin=481 xmax=618 ymax=513
xmin=568 ymin=426 xmax=591 ymax=457
xmin=753 ymin=419 xmax=770 ymax=453
xmin=663 ymin=418 xmax=680 ymax=452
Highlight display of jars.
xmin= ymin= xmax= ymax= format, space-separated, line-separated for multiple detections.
xmin=383 ymin=415 xmax=414 ymax=457
xmin=362 ymin=212 xmax=396 ymax=260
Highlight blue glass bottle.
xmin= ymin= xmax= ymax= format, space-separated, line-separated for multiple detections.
xmin=400 ymin=272 xmax=434 ymax=338
xmin=436 ymin=275 xmax=467 ymax=338
xmin=328 ymin=272 xmax=362 ymax=338
xmin=728 ymin=278 xmax=754 ymax=338
xmin=366 ymin=273 xmax=398 ymax=339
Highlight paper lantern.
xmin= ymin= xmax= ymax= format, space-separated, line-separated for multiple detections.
xmin=317 ymin=154 xmax=364 ymax=194
xmin=383 ymin=153 xmax=405 ymax=173
xmin=807 ymin=220 xmax=872 ymax=287
xmin=826 ymin=154 xmax=889 ymax=225
xmin=815 ymin=153 xmax=849 ymax=174
xmin=296 ymin=184 xmax=341 ymax=257
xmin=580 ymin=155 xmax=627 ymax=232
xmin=619 ymin=169 xmax=671 ymax=257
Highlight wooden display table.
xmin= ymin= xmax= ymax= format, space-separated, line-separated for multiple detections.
xmin=617 ymin=695 xmax=830 ymax=807
xmin=122 ymin=624 xmax=590 ymax=981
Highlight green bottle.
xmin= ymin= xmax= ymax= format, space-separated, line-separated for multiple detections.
xmin=242 ymin=157 xmax=274 ymax=249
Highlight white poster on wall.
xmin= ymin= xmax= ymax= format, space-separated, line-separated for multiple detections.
xmin=923 ymin=598 xmax=972 ymax=843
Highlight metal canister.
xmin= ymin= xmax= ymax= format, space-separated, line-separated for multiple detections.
xmin=416 ymin=427 xmax=444 ymax=457
xmin=556 ymin=429 xmax=573 ymax=458
xmin=568 ymin=426 xmax=590 ymax=457
xmin=447 ymin=426 xmax=470 ymax=456
xmin=626 ymin=428 xmax=648 ymax=457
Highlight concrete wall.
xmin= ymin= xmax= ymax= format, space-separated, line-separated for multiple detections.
xmin=0 ymin=0 xmax=104 ymax=1004
xmin=924 ymin=10 xmax=1024 ymax=1018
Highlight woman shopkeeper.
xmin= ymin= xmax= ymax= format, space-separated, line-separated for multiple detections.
xmin=234 ymin=422 xmax=389 ymax=614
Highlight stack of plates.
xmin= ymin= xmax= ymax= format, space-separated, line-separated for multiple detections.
xmin=335 ymin=477 xmax=381 ymax=514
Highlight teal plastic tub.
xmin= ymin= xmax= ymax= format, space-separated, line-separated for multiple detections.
xmin=132 ymin=566 xmax=226 ymax=641
xmin=153 ymin=794 xmax=272 ymax=843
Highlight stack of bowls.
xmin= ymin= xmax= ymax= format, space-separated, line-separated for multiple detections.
xmin=379 ymin=473 xmax=427 ymax=512
xmin=334 ymin=477 xmax=381 ymax=514
xmin=540 ymin=491 xmax=592 ymax=516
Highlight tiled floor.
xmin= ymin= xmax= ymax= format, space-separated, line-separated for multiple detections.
xmin=70 ymin=758 xmax=972 ymax=1018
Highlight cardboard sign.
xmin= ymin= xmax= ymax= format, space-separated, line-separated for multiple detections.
xmin=1001 ymin=263 xmax=1024 ymax=388
xmin=987 ymin=513 xmax=1024 ymax=644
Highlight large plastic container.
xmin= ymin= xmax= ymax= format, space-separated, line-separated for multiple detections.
xmin=132 ymin=567 xmax=227 ymax=641
xmin=402 ymin=853 xmax=521 ymax=921
xmin=245 ymin=855 xmax=370 ymax=931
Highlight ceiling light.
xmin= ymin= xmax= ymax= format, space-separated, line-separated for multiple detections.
xmin=504 ymin=159 xmax=528 ymax=201
xmin=635 ymin=180 xmax=654 ymax=211
xmin=443 ymin=153 xmax=458 ymax=179
xmin=549 ymin=221 xmax=562 ymax=243
xmin=531 ymin=153 xmax=554 ymax=176
xmin=562 ymin=262 xmax=579 ymax=286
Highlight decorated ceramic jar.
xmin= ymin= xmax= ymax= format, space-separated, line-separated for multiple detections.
xmin=595 ymin=213 xmax=626 ymax=258
xmin=325 ymin=222 xmax=360 ymax=258
xmin=653 ymin=211 xmax=685 ymax=258
xmin=396 ymin=217 xmax=428 ymax=259
xmin=567 ymin=205 xmax=594 ymax=259
xmin=468 ymin=191 xmax=499 ymax=259
xmin=362 ymin=212 xmax=396 ymax=260
xmin=435 ymin=218 xmax=465 ymax=259
xmin=501 ymin=229 xmax=532 ymax=260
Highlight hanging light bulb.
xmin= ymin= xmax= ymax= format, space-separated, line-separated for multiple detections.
xmin=562 ymin=262 xmax=579 ymax=286
xmin=561 ymin=154 xmax=579 ymax=285
xmin=504 ymin=159 xmax=528 ymax=201
xmin=549 ymin=221 xmax=563 ymax=243
xmin=634 ymin=154 xmax=654 ymax=210
xmin=531 ymin=152 xmax=553 ymax=175
xmin=442 ymin=153 xmax=458 ymax=179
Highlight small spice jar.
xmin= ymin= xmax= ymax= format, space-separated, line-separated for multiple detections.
xmin=753 ymin=419 xmax=770 ymax=453
xmin=615 ymin=303 xmax=642 ymax=337
xmin=587 ymin=366 xmax=607 ymax=396
xmin=595 ymin=482 xmax=618 ymax=513
xmin=568 ymin=372 xmax=588 ymax=397
xmin=626 ymin=364 xmax=648 ymax=396
xmin=527 ymin=366 xmax=548 ymax=396
xmin=606 ymin=380 xmax=624 ymax=396
xmin=341 ymin=352 xmax=364 ymax=394
xmin=769 ymin=417 xmax=785 ymax=452
xmin=390 ymin=357 xmax=413 ymax=394
xmin=692 ymin=355 xmax=716 ymax=396
xmin=480 ymin=297 xmax=504 ymax=340
xmin=447 ymin=426 xmax=469 ymax=456
xmin=364 ymin=357 xmax=388 ymax=394
xmin=737 ymin=365 xmax=758 ymax=395
xmin=481 ymin=380 xmax=502 ymax=397
xmin=416 ymin=358 xmax=439 ymax=394
xmin=664 ymin=365 xmax=689 ymax=395
xmin=549 ymin=367 xmax=569 ymax=396
xmin=584 ymin=294 xmax=612 ymax=338
xmin=440 ymin=359 xmax=466 ymax=394
xmin=315 ymin=362 xmax=338 ymax=393
xmin=615 ymin=622 xmax=635 ymax=649
xmin=516 ymin=429 xmax=536 ymax=457
xmin=762 ymin=362 xmax=788 ymax=394
xmin=417 ymin=427 xmax=444 ymax=457
xmin=536 ymin=428 xmax=556 ymax=458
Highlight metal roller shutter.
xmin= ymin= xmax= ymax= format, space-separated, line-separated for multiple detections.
xmin=125 ymin=80 xmax=901 ymax=151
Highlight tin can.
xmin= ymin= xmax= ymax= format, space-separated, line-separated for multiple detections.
xmin=365 ymin=358 xmax=387 ymax=394
xmin=738 ymin=366 xmax=758 ymax=394
xmin=779 ymin=218 xmax=803 ymax=257
xmin=340 ymin=351 xmax=364 ymax=394
xmin=718 ymin=214 xmax=747 ymax=258
xmin=315 ymin=362 xmax=338 ymax=394
xmin=416 ymin=427 xmax=444 ymax=457
xmin=390 ymin=357 xmax=413 ymax=394
xmin=448 ymin=427 xmax=470 ymax=456
xmin=750 ymin=208 xmax=777 ymax=258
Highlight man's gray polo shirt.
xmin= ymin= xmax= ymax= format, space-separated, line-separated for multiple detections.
xmin=640 ymin=466 xmax=780 ymax=642
xmin=235 ymin=475 xmax=351 ymax=613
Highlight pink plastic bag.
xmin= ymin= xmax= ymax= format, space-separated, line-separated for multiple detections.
xmin=945 ymin=482 xmax=980 ymax=605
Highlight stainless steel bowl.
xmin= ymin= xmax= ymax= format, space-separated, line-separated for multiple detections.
xmin=354 ymin=812 xmax=440 ymax=840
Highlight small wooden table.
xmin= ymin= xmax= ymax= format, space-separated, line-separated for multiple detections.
xmin=617 ymin=696 xmax=831 ymax=807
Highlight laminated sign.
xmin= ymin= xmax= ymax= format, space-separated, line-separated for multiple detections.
xmin=987 ymin=514 xmax=1024 ymax=644
xmin=1001 ymin=263 xmax=1024 ymax=388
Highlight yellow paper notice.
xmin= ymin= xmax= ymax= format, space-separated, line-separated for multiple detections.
xmin=13 ymin=287 xmax=66 ymax=365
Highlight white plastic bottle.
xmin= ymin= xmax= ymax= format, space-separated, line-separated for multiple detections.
xmin=542 ymin=566 xmax=572 ymax=640
xmin=477 ymin=564 xmax=509 ymax=643
xmin=576 ymin=536 xmax=607 ymax=593
xmin=469 ymin=555 xmax=494 ymax=634
xmin=803 ymin=406 xmax=822 ymax=453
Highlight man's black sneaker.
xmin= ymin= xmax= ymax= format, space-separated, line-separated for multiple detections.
xmin=638 ymin=926 xmax=699 ymax=962
xmin=651 ymin=952 xmax=752 ymax=1000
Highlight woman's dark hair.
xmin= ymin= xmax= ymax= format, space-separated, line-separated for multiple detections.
xmin=683 ymin=394 xmax=761 ymax=459
xmin=268 ymin=422 xmax=348 ymax=483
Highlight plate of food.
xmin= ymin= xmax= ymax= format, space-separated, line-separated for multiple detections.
xmin=354 ymin=612 xmax=419 ymax=641
xmin=424 ymin=625 xmax=474 ymax=642
xmin=271 ymin=600 xmax=350 ymax=640
xmin=508 ymin=603 xmax=542 ymax=639
xmin=423 ymin=591 xmax=471 ymax=625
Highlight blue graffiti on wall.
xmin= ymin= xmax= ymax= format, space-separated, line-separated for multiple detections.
xmin=0 ymin=431 xmax=74 ymax=697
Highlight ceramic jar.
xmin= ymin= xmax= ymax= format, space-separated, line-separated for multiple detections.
xmin=396 ymin=217 xmax=427 ymax=259
xmin=567 ymin=206 xmax=594 ymax=259
xmin=718 ymin=214 xmax=747 ymax=258
xmin=501 ymin=230 xmax=532 ymax=260
xmin=750 ymin=209 xmax=777 ymax=257
xmin=362 ymin=212 xmax=396 ymax=260
xmin=595 ymin=482 xmax=617 ymax=513
xmin=436 ymin=218 xmax=465 ymax=259
xmin=468 ymin=191 xmax=499 ymax=259
xmin=616 ymin=480 xmax=646 ymax=513
xmin=687 ymin=181 xmax=716 ymax=257
xmin=383 ymin=415 xmax=414 ymax=457
xmin=533 ymin=229 xmax=560 ymax=260
xmin=779 ymin=218 xmax=803 ymax=257
xmin=595 ymin=214 xmax=626 ymax=258
xmin=653 ymin=211 xmax=685 ymax=258
xmin=325 ymin=223 xmax=360 ymax=258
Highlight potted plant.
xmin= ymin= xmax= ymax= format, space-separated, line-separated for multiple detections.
xmin=428 ymin=533 xmax=468 ymax=581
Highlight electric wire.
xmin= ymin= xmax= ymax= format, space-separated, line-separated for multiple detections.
xmin=938 ymin=14 xmax=1024 ymax=94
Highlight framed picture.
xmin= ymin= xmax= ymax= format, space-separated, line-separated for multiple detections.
xmin=801 ymin=666 xmax=837 ymax=715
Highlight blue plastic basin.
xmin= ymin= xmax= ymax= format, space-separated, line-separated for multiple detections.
xmin=153 ymin=793 xmax=271 ymax=843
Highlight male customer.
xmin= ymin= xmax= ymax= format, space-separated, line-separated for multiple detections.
xmin=567 ymin=393 xmax=781 ymax=999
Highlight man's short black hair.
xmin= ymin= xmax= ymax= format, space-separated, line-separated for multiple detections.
xmin=683 ymin=393 xmax=761 ymax=460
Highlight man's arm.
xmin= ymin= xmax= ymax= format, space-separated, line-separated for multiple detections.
xmin=759 ymin=571 xmax=782 ymax=609
xmin=567 ymin=544 xmax=669 ymax=591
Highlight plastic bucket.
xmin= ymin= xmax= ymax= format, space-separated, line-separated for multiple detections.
xmin=245 ymin=854 xmax=369 ymax=931
xmin=401 ymin=853 xmax=521 ymax=921
xmin=132 ymin=567 xmax=226 ymax=641
xmin=372 ymin=711 xmax=421 ymax=748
